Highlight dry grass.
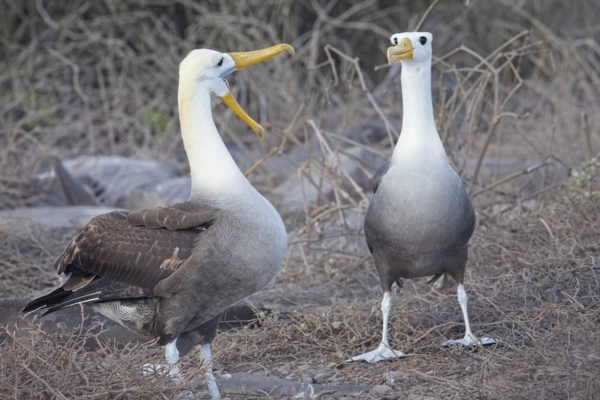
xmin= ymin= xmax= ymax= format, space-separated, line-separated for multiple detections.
xmin=1 ymin=0 xmax=600 ymax=399
xmin=1 ymin=324 xmax=197 ymax=400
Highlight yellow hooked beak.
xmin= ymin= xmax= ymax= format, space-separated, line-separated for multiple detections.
xmin=228 ymin=43 xmax=295 ymax=70
xmin=387 ymin=38 xmax=414 ymax=64
xmin=220 ymin=44 xmax=295 ymax=139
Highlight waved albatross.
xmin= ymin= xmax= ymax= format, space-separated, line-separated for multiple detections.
xmin=349 ymin=32 xmax=495 ymax=363
xmin=22 ymin=44 xmax=294 ymax=398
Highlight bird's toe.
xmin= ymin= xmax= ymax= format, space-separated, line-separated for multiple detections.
xmin=346 ymin=343 xmax=405 ymax=363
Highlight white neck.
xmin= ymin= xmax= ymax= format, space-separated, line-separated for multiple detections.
xmin=178 ymin=80 xmax=248 ymax=199
xmin=392 ymin=57 xmax=447 ymax=162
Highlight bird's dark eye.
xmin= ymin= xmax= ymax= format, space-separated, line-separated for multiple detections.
xmin=217 ymin=57 xmax=223 ymax=67
xmin=419 ymin=36 xmax=427 ymax=45
xmin=394 ymin=37 xmax=399 ymax=45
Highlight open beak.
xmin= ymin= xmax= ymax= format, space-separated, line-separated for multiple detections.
xmin=387 ymin=38 xmax=414 ymax=64
xmin=229 ymin=44 xmax=295 ymax=70
xmin=220 ymin=92 xmax=265 ymax=139
xmin=220 ymin=44 xmax=295 ymax=139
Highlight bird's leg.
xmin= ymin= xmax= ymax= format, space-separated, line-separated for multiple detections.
xmin=200 ymin=343 xmax=220 ymax=399
xmin=380 ymin=291 xmax=392 ymax=347
xmin=442 ymin=284 xmax=496 ymax=347
xmin=458 ymin=283 xmax=475 ymax=342
xmin=142 ymin=338 xmax=182 ymax=380
xmin=164 ymin=339 xmax=200 ymax=400
xmin=144 ymin=339 xmax=200 ymax=400
xmin=164 ymin=339 xmax=181 ymax=379
xmin=346 ymin=291 xmax=405 ymax=363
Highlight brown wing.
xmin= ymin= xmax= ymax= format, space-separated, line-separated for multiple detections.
xmin=22 ymin=203 xmax=219 ymax=314
xmin=56 ymin=211 xmax=197 ymax=287
xmin=126 ymin=201 xmax=219 ymax=230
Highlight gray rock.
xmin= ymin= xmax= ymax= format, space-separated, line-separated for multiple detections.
xmin=314 ymin=372 xmax=330 ymax=384
xmin=0 ymin=206 xmax=123 ymax=233
xmin=30 ymin=156 xmax=188 ymax=209
xmin=273 ymin=145 xmax=384 ymax=216
xmin=384 ymin=370 xmax=410 ymax=383
xmin=153 ymin=176 xmax=191 ymax=203
xmin=216 ymin=372 xmax=371 ymax=398
xmin=62 ymin=156 xmax=181 ymax=205
xmin=371 ymin=384 xmax=394 ymax=394
xmin=277 ymin=363 xmax=291 ymax=374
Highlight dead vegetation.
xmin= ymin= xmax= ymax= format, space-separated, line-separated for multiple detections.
xmin=1 ymin=0 xmax=599 ymax=399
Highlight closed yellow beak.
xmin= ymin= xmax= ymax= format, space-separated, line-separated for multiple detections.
xmin=387 ymin=38 xmax=414 ymax=64
xmin=221 ymin=44 xmax=294 ymax=138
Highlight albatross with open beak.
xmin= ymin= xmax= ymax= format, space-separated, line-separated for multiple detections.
xmin=22 ymin=44 xmax=294 ymax=398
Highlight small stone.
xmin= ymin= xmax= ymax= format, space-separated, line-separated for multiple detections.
xmin=277 ymin=363 xmax=291 ymax=374
xmin=314 ymin=372 xmax=330 ymax=384
xmin=384 ymin=370 xmax=409 ymax=383
xmin=371 ymin=384 xmax=394 ymax=394
xmin=302 ymin=375 xmax=315 ymax=384
xmin=333 ymin=350 xmax=345 ymax=359
xmin=408 ymin=396 xmax=437 ymax=400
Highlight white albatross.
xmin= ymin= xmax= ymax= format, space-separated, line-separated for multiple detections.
xmin=348 ymin=32 xmax=495 ymax=363
xmin=23 ymin=44 xmax=294 ymax=398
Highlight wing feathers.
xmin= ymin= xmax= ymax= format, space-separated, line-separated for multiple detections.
xmin=127 ymin=201 xmax=219 ymax=230
xmin=55 ymin=211 xmax=199 ymax=288
xmin=42 ymin=290 xmax=102 ymax=315
xmin=22 ymin=287 xmax=71 ymax=313
xmin=24 ymin=202 xmax=217 ymax=314
xmin=62 ymin=273 xmax=95 ymax=291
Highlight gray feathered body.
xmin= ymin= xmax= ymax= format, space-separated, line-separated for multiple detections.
xmin=365 ymin=156 xmax=475 ymax=292
xmin=23 ymin=189 xmax=287 ymax=356
xmin=145 ymin=192 xmax=287 ymax=344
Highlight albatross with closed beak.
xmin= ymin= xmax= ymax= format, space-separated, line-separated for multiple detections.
xmin=22 ymin=44 xmax=294 ymax=398
xmin=348 ymin=32 xmax=495 ymax=363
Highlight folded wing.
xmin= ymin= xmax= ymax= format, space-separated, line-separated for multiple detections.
xmin=22 ymin=202 xmax=220 ymax=314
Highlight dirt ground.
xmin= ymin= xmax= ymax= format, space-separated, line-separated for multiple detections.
xmin=3 ymin=161 xmax=600 ymax=399
xmin=1 ymin=1 xmax=600 ymax=399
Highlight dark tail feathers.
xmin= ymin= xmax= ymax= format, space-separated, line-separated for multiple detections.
xmin=21 ymin=287 xmax=72 ymax=314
